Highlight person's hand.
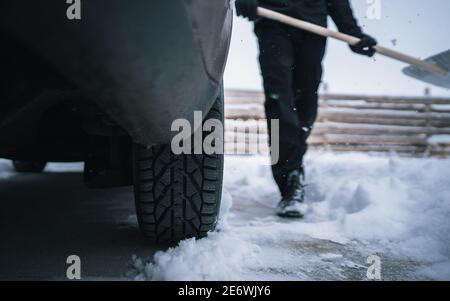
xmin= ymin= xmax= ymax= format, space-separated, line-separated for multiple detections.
xmin=350 ymin=34 xmax=378 ymax=57
xmin=235 ymin=0 xmax=258 ymax=21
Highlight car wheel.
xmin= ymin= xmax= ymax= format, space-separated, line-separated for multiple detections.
xmin=12 ymin=160 xmax=47 ymax=173
xmin=133 ymin=91 xmax=224 ymax=243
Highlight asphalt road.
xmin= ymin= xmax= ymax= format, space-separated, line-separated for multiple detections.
xmin=0 ymin=161 xmax=160 ymax=280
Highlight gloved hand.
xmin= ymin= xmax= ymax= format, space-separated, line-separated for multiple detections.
xmin=350 ymin=34 xmax=378 ymax=57
xmin=235 ymin=0 xmax=259 ymax=21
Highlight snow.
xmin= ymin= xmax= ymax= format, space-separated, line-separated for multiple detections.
xmin=130 ymin=152 xmax=450 ymax=281
xmin=0 ymin=160 xmax=15 ymax=179
xmin=432 ymin=104 xmax=450 ymax=112
xmin=2 ymin=152 xmax=449 ymax=280
xmin=428 ymin=135 xmax=450 ymax=145
xmin=0 ymin=160 xmax=84 ymax=176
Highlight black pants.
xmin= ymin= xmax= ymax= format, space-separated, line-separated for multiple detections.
xmin=255 ymin=20 xmax=327 ymax=190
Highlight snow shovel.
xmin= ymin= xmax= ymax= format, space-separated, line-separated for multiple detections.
xmin=257 ymin=7 xmax=450 ymax=89
xmin=403 ymin=49 xmax=450 ymax=90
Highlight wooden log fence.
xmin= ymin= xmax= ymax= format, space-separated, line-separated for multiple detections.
xmin=224 ymin=89 xmax=450 ymax=157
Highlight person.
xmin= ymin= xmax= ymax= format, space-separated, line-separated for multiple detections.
xmin=235 ymin=0 xmax=377 ymax=218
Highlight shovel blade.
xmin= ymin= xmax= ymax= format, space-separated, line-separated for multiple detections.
xmin=403 ymin=49 xmax=450 ymax=90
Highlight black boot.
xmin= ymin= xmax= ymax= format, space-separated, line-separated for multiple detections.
xmin=276 ymin=168 xmax=308 ymax=218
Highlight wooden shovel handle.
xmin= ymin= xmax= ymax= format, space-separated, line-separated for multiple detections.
xmin=257 ymin=7 xmax=448 ymax=76
xmin=373 ymin=46 xmax=447 ymax=76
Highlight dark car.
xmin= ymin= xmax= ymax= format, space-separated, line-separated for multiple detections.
xmin=0 ymin=0 xmax=232 ymax=243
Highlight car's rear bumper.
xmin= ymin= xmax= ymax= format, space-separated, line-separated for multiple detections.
xmin=0 ymin=0 xmax=232 ymax=146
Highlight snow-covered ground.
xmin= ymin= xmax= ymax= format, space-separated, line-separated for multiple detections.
xmin=131 ymin=152 xmax=450 ymax=281
xmin=1 ymin=152 xmax=449 ymax=280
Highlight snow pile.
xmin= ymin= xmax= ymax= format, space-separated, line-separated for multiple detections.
xmin=428 ymin=135 xmax=450 ymax=145
xmin=304 ymin=154 xmax=450 ymax=262
xmin=129 ymin=189 xmax=262 ymax=281
xmin=130 ymin=231 xmax=261 ymax=281
xmin=131 ymin=152 xmax=450 ymax=280
xmin=0 ymin=160 xmax=15 ymax=179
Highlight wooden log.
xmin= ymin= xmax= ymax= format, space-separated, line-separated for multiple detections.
xmin=225 ymin=97 xmax=264 ymax=105
xmin=225 ymin=100 xmax=450 ymax=111
xmin=226 ymin=90 xmax=450 ymax=105
xmin=323 ymin=144 xmax=427 ymax=153
xmin=321 ymin=100 xmax=426 ymax=112
xmin=312 ymin=122 xmax=450 ymax=136
xmin=225 ymin=135 xmax=323 ymax=145
xmin=316 ymin=115 xmax=428 ymax=127
xmin=225 ymin=121 xmax=450 ymax=137
xmin=225 ymin=143 xmax=428 ymax=155
xmin=320 ymin=94 xmax=450 ymax=105
xmin=322 ymin=134 xmax=427 ymax=145
xmin=319 ymin=107 xmax=450 ymax=121
xmin=225 ymin=89 xmax=265 ymax=98
xmin=225 ymin=105 xmax=450 ymax=123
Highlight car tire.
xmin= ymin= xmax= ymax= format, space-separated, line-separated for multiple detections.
xmin=12 ymin=160 xmax=47 ymax=173
xmin=133 ymin=90 xmax=224 ymax=243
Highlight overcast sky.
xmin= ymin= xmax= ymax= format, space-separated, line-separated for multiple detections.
xmin=224 ymin=0 xmax=450 ymax=97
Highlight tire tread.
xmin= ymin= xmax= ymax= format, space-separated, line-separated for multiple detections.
xmin=133 ymin=93 xmax=224 ymax=243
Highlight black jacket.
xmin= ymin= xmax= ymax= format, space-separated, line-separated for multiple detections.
xmin=258 ymin=0 xmax=363 ymax=37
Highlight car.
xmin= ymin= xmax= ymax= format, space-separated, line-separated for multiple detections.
xmin=0 ymin=0 xmax=232 ymax=243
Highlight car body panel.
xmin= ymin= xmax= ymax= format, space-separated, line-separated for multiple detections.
xmin=0 ymin=0 xmax=232 ymax=149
